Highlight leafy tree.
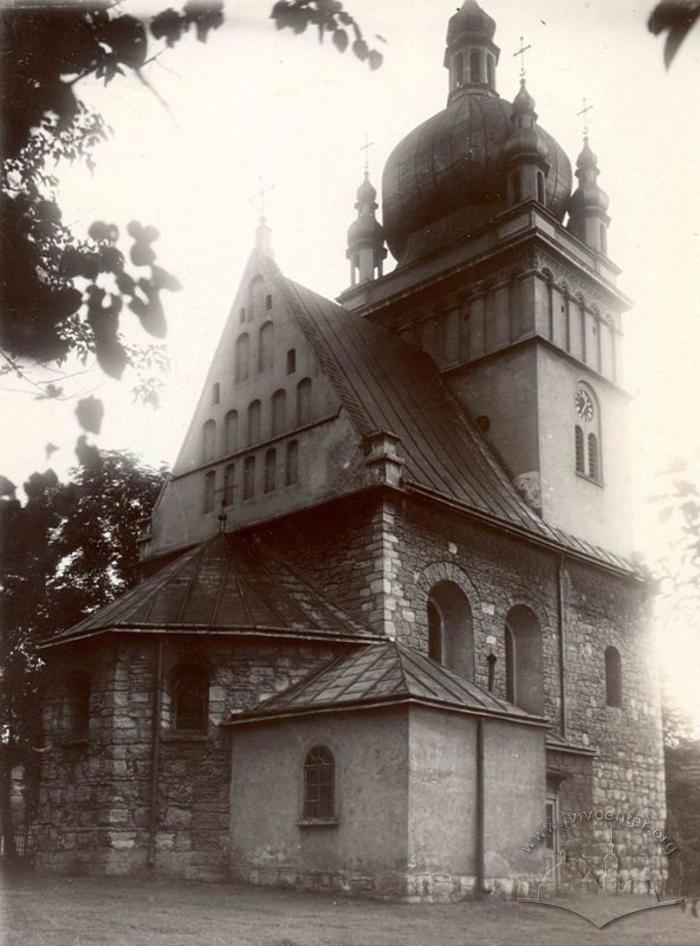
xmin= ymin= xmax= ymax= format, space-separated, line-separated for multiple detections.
xmin=649 ymin=0 xmax=700 ymax=67
xmin=0 ymin=452 xmax=166 ymax=858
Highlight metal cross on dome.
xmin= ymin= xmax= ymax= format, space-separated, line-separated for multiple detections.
xmin=360 ymin=134 xmax=375 ymax=175
xmin=251 ymin=176 xmax=275 ymax=219
xmin=577 ymin=98 xmax=594 ymax=137
xmin=513 ymin=35 xmax=532 ymax=79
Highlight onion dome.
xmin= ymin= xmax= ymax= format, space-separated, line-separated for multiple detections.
xmin=347 ymin=172 xmax=387 ymax=286
xmin=382 ymin=3 xmax=572 ymax=266
xmin=504 ymin=79 xmax=549 ymax=166
xmin=569 ymin=138 xmax=609 ymax=216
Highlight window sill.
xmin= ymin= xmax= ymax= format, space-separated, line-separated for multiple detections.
xmin=576 ymin=472 xmax=604 ymax=488
xmin=61 ymin=737 xmax=89 ymax=749
xmin=297 ymin=818 xmax=339 ymax=828
xmin=162 ymin=731 xmax=209 ymax=742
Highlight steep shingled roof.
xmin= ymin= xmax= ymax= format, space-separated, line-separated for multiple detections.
xmin=43 ymin=532 xmax=380 ymax=647
xmin=264 ymin=256 xmax=635 ymax=575
xmin=225 ymin=641 xmax=547 ymax=726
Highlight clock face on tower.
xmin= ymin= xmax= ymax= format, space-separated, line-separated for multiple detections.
xmin=575 ymin=388 xmax=595 ymax=423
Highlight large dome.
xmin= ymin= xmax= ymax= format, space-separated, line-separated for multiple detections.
xmin=382 ymin=89 xmax=572 ymax=263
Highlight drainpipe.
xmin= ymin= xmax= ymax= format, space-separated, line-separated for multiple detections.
xmin=476 ymin=716 xmax=487 ymax=895
xmin=557 ymin=556 xmax=567 ymax=740
xmin=147 ymin=638 xmax=164 ymax=868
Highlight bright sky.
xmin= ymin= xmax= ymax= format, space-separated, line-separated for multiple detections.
xmin=3 ymin=0 xmax=700 ymax=724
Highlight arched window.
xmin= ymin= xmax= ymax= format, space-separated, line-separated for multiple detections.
xmin=243 ymin=456 xmax=255 ymax=499
xmin=203 ymin=470 xmax=216 ymax=513
xmin=247 ymin=399 xmax=261 ymax=446
xmin=426 ymin=581 xmax=474 ymax=680
xmin=486 ymin=53 xmax=495 ymax=87
xmin=285 ymin=440 xmax=298 ymax=485
xmin=258 ymin=321 xmax=274 ymax=373
xmin=504 ymin=606 xmax=544 ymax=715
xmin=265 ymin=293 xmax=273 ymax=311
xmin=202 ymin=419 xmax=216 ymax=463
xmin=453 ymin=51 xmax=463 ymax=88
xmin=470 ymin=49 xmax=483 ymax=83
xmin=66 ymin=671 xmax=91 ymax=740
xmin=575 ymin=425 xmax=585 ymax=474
xmin=264 ymin=448 xmax=276 ymax=493
xmin=223 ymin=463 xmax=235 ymax=506
xmin=588 ymin=433 xmax=599 ymax=481
xmin=505 ymin=625 xmax=515 ymax=703
xmin=286 ymin=349 xmax=296 ymax=374
xmin=271 ymin=389 xmax=287 ymax=437
xmin=173 ymin=665 xmax=208 ymax=731
xmin=249 ymin=275 xmax=264 ymax=318
xmin=537 ymin=172 xmax=545 ymax=205
xmin=212 ymin=382 xmax=220 ymax=405
xmin=224 ymin=410 xmax=238 ymax=454
xmin=605 ymin=646 xmax=622 ymax=707
xmin=427 ymin=600 xmax=442 ymax=662
xmin=303 ymin=746 xmax=335 ymax=820
xmin=235 ymin=333 xmax=249 ymax=382
xmin=296 ymin=377 xmax=312 ymax=426
xmin=574 ymin=383 xmax=602 ymax=480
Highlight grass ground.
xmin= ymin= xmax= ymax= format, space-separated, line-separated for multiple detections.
xmin=1 ymin=871 xmax=699 ymax=946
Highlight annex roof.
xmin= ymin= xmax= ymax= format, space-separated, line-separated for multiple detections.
xmin=266 ymin=256 xmax=636 ymax=576
xmin=224 ymin=641 xmax=548 ymax=727
xmin=42 ymin=532 xmax=380 ymax=648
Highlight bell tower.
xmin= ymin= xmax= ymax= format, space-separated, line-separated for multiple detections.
xmin=338 ymin=1 xmax=634 ymax=557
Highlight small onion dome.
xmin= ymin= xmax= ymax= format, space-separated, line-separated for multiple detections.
xmin=503 ymin=80 xmax=549 ymax=165
xmin=447 ymin=0 xmax=497 ymax=46
xmin=569 ymin=137 xmax=610 ymax=215
xmin=356 ymin=173 xmax=378 ymax=210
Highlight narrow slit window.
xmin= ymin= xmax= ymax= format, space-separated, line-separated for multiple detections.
xmin=588 ymin=432 xmax=599 ymax=481
xmin=225 ymin=410 xmax=238 ymax=454
xmin=235 ymin=334 xmax=250 ymax=382
xmin=243 ymin=456 xmax=256 ymax=499
xmin=296 ymin=378 xmax=312 ymax=426
xmin=605 ymin=646 xmax=622 ymax=708
xmin=173 ymin=665 xmax=208 ymax=731
xmin=286 ymin=349 xmax=296 ymax=374
xmin=203 ymin=470 xmax=216 ymax=513
xmin=271 ymin=389 xmax=287 ymax=437
xmin=537 ymin=172 xmax=545 ymax=205
xmin=286 ymin=440 xmax=298 ymax=486
xmin=264 ymin=448 xmax=276 ymax=493
xmin=223 ymin=463 xmax=235 ymax=506
xmin=247 ymin=400 xmax=261 ymax=446
xmin=505 ymin=626 xmax=515 ymax=703
xmin=575 ymin=425 xmax=585 ymax=474
xmin=258 ymin=321 xmax=274 ymax=373
xmin=212 ymin=382 xmax=220 ymax=405
xmin=202 ymin=419 xmax=216 ymax=463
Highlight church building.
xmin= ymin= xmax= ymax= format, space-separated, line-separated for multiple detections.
xmin=35 ymin=1 xmax=668 ymax=902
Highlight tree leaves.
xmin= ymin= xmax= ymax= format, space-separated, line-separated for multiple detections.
xmin=648 ymin=0 xmax=700 ymax=68
xmin=74 ymin=396 xmax=104 ymax=435
xmin=271 ymin=1 xmax=383 ymax=69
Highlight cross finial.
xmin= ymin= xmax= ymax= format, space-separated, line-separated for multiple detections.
xmin=514 ymin=35 xmax=532 ymax=80
xmin=360 ymin=133 xmax=374 ymax=176
xmin=577 ymin=98 xmax=594 ymax=137
xmin=251 ymin=176 xmax=275 ymax=220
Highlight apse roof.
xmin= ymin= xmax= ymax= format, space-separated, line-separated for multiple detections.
xmin=42 ymin=532 xmax=380 ymax=648
xmin=224 ymin=641 xmax=548 ymax=726
xmin=269 ymin=257 xmax=636 ymax=576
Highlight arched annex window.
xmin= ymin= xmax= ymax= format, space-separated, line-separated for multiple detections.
xmin=172 ymin=664 xmax=209 ymax=732
xmin=243 ymin=455 xmax=256 ymax=499
xmin=235 ymin=333 xmax=250 ymax=383
xmin=574 ymin=383 xmax=602 ymax=481
xmin=223 ymin=463 xmax=235 ymax=506
xmin=264 ymin=448 xmax=276 ymax=493
xmin=224 ymin=410 xmax=238 ymax=454
xmin=201 ymin=419 xmax=216 ymax=464
xmin=271 ymin=389 xmax=287 ymax=437
xmin=247 ymin=400 xmax=261 ymax=446
xmin=303 ymin=745 xmax=335 ymax=820
xmin=426 ymin=581 xmax=474 ymax=681
xmin=605 ymin=646 xmax=622 ymax=708
xmin=296 ymin=377 xmax=312 ymax=426
xmin=258 ymin=321 xmax=274 ymax=373
xmin=285 ymin=440 xmax=299 ymax=485
xmin=66 ymin=670 xmax=91 ymax=740
xmin=203 ymin=470 xmax=216 ymax=513
xmin=504 ymin=605 xmax=544 ymax=715
xmin=452 ymin=51 xmax=464 ymax=89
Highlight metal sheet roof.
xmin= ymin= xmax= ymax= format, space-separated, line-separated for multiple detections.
xmin=268 ymin=258 xmax=636 ymax=575
xmin=226 ymin=641 xmax=547 ymax=725
xmin=47 ymin=532 xmax=378 ymax=646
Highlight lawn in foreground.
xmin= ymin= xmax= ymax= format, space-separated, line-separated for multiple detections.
xmin=1 ymin=872 xmax=698 ymax=946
